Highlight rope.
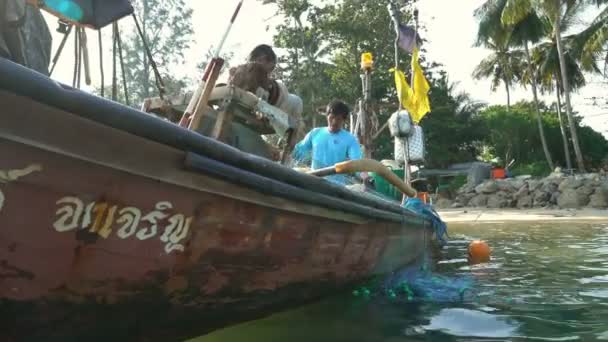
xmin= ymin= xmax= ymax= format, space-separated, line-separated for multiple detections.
xmin=50 ymin=24 xmax=72 ymax=76
xmin=98 ymin=28 xmax=104 ymax=97
xmin=77 ymin=28 xmax=83 ymax=89
xmin=72 ymin=27 xmax=79 ymax=88
xmin=112 ymin=23 xmax=118 ymax=101
xmin=132 ymin=13 xmax=166 ymax=99
xmin=115 ymin=24 xmax=130 ymax=106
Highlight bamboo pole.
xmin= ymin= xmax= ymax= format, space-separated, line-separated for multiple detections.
xmin=188 ymin=58 xmax=225 ymax=131
xmin=181 ymin=0 xmax=244 ymax=128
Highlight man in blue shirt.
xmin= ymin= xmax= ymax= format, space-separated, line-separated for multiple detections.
xmin=293 ymin=100 xmax=363 ymax=184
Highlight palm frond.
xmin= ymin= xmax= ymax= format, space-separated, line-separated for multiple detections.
xmin=502 ymin=0 xmax=533 ymax=26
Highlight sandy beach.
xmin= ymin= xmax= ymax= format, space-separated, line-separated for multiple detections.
xmin=437 ymin=208 xmax=608 ymax=223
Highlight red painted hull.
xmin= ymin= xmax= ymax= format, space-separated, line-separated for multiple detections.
xmin=0 ymin=91 xmax=430 ymax=341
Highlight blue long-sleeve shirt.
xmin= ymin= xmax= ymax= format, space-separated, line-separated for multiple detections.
xmin=293 ymin=127 xmax=362 ymax=183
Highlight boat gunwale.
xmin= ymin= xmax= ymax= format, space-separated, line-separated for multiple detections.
xmin=0 ymin=58 xmax=423 ymax=223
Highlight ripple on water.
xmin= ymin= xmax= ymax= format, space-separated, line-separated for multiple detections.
xmin=579 ymin=289 xmax=608 ymax=299
xmin=578 ymin=275 xmax=608 ymax=284
xmin=422 ymin=308 xmax=520 ymax=338
xmin=437 ymin=258 xmax=468 ymax=265
xmin=591 ymin=247 xmax=608 ymax=254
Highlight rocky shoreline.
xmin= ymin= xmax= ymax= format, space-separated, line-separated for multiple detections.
xmin=435 ymin=172 xmax=608 ymax=210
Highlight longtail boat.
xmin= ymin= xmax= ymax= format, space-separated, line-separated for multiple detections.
xmin=0 ymin=53 xmax=435 ymax=340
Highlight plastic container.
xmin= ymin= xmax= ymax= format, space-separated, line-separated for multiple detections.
xmin=417 ymin=192 xmax=429 ymax=204
xmin=371 ymin=168 xmax=405 ymax=201
xmin=394 ymin=124 xmax=425 ymax=165
xmin=492 ymin=168 xmax=506 ymax=179
xmin=388 ymin=110 xmax=413 ymax=138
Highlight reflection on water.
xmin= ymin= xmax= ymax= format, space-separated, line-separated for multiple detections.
xmin=193 ymin=223 xmax=608 ymax=341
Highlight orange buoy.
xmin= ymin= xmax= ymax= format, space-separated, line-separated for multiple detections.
xmin=468 ymin=240 xmax=491 ymax=264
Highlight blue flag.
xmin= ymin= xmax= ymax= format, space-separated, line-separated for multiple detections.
xmin=398 ymin=24 xmax=419 ymax=53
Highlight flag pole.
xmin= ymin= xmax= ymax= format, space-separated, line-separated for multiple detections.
xmin=387 ymin=1 xmax=402 ymax=108
xmin=401 ymin=8 xmax=419 ymax=196
xmin=411 ymin=9 xmax=419 ymax=90
xmin=387 ymin=0 xmax=413 ymax=201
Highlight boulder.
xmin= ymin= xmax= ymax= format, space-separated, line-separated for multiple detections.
xmin=527 ymin=180 xmax=542 ymax=192
xmin=487 ymin=191 xmax=512 ymax=208
xmin=558 ymin=177 xmax=584 ymax=192
xmin=589 ymin=192 xmax=608 ymax=209
xmin=509 ymin=179 xmax=526 ymax=192
xmin=557 ymin=188 xmax=589 ymax=209
xmin=469 ymin=195 xmax=489 ymax=207
xmin=549 ymin=191 xmax=560 ymax=205
xmin=456 ymin=193 xmax=476 ymax=206
xmin=540 ymin=182 xmax=559 ymax=197
xmin=577 ymin=185 xmax=595 ymax=197
xmin=515 ymin=175 xmax=533 ymax=181
xmin=475 ymin=181 xmax=499 ymax=194
xmin=533 ymin=190 xmax=551 ymax=207
xmin=514 ymin=184 xmax=529 ymax=200
xmin=434 ymin=198 xmax=453 ymax=209
xmin=588 ymin=185 xmax=608 ymax=209
xmin=458 ymin=183 xmax=477 ymax=194
xmin=496 ymin=180 xmax=516 ymax=193
xmin=517 ymin=195 xmax=533 ymax=209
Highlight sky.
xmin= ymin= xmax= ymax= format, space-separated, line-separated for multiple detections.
xmin=45 ymin=0 xmax=607 ymax=135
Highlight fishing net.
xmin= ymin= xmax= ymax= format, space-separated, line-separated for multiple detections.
xmin=353 ymin=262 xmax=477 ymax=303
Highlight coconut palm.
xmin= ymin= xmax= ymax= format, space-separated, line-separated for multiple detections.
xmin=490 ymin=0 xmax=586 ymax=172
xmin=574 ymin=0 xmax=608 ymax=75
xmin=475 ymin=0 xmax=555 ymax=171
xmin=534 ymin=40 xmax=586 ymax=170
xmin=533 ymin=9 xmax=598 ymax=171
xmin=472 ymin=37 xmax=524 ymax=112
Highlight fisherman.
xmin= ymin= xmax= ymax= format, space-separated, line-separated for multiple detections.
xmin=247 ymin=44 xmax=277 ymax=75
xmin=293 ymin=100 xmax=364 ymax=184
xmin=230 ymin=44 xmax=304 ymax=159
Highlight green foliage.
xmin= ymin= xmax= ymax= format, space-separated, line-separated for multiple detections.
xmin=110 ymin=0 xmax=194 ymax=107
xmin=480 ymin=101 xmax=608 ymax=170
xmin=262 ymin=0 xmax=607 ymax=171
xmin=510 ymin=161 xmax=551 ymax=177
xmin=264 ymin=0 xmax=419 ymax=128
xmin=264 ymin=0 xmax=485 ymax=165
xmin=418 ymin=74 xmax=487 ymax=168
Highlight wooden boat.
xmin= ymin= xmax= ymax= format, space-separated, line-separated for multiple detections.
xmin=0 ymin=58 xmax=433 ymax=341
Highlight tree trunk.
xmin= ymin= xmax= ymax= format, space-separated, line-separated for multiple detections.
xmin=525 ymin=42 xmax=554 ymax=171
xmin=504 ymin=80 xmax=511 ymax=112
xmin=555 ymin=74 xmax=572 ymax=171
xmin=554 ymin=4 xmax=586 ymax=172
xmin=142 ymin=0 xmax=150 ymax=99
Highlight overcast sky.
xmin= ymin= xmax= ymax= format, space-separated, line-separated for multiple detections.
xmin=45 ymin=0 xmax=607 ymax=136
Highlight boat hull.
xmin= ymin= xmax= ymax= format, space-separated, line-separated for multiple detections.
xmin=0 ymin=59 xmax=432 ymax=341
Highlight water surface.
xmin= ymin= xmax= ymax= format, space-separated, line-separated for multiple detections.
xmin=194 ymin=222 xmax=608 ymax=341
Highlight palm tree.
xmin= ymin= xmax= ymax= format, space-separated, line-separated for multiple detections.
xmin=475 ymin=0 xmax=555 ymax=171
xmin=472 ymin=37 xmax=524 ymax=112
xmin=534 ymin=38 xmax=588 ymax=170
xmin=499 ymin=0 xmax=588 ymax=172
xmin=578 ymin=0 xmax=607 ymax=73
xmin=533 ymin=8 xmax=596 ymax=171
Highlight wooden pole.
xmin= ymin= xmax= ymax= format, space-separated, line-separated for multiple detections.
xmin=188 ymin=58 xmax=225 ymax=131
xmin=181 ymin=0 xmax=244 ymax=127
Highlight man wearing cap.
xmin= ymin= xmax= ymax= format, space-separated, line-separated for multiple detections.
xmin=293 ymin=100 xmax=363 ymax=184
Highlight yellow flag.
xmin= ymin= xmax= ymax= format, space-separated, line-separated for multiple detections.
xmin=410 ymin=47 xmax=431 ymax=123
xmin=393 ymin=68 xmax=416 ymax=113
xmin=393 ymin=47 xmax=431 ymax=124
